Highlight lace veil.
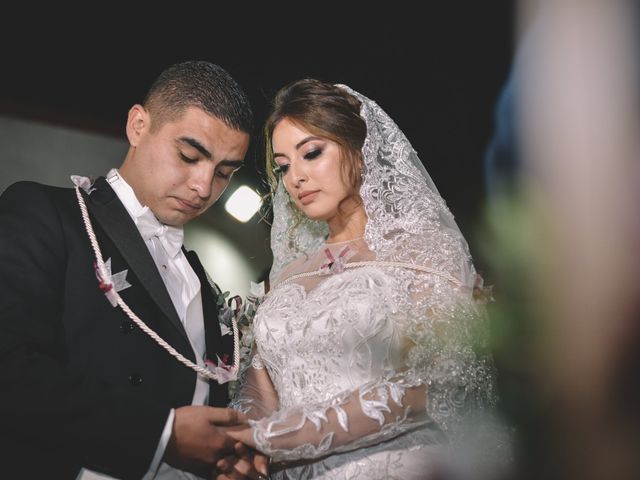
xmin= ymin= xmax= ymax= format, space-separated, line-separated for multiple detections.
xmin=268 ymin=84 xmax=477 ymax=290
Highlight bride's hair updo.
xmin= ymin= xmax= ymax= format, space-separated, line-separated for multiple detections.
xmin=264 ymin=79 xmax=367 ymax=201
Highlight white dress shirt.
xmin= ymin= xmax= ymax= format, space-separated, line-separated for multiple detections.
xmin=77 ymin=169 xmax=209 ymax=480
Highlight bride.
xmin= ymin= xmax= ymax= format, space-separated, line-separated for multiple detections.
xmin=225 ymin=79 xmax=508 ymax=479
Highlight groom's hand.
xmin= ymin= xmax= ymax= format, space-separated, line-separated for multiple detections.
xmin=165 ymin=406 xmax=247 ymax=476
xmin=214 ymin=442 xmax=269 ymax=480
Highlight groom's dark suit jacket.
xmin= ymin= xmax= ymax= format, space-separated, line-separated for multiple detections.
xmin=0 ymin=177 xmax=233 ymax=479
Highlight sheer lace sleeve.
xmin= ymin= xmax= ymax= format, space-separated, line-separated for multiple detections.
xmin=250 ymin=374 xmax=430 ymax=461
xmin=230 ymin=345 xmax=279 ymax=421
xmin=248 ymin=268 xmax=498 ymax=462
xmin=228 ymin=281 xmax=280 ymax=420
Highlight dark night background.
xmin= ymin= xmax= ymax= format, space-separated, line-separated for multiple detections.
xmin=0 ymin=4 xmax=516 ymax=265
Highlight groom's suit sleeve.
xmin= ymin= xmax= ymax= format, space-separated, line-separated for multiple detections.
xmin=0 ymin=182 xmax=173 ymax=480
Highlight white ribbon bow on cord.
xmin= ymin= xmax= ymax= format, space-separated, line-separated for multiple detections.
xmin=135 ymin=208 xmax=184 ymax=258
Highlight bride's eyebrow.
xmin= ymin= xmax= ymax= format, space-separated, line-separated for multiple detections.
xmin=273 ymin=136 xmax=324 ymax=159
xmin=295 ymin=136 xmax=323 ymax=150
xmin=273 ymin=136 xmax=325 ymax=160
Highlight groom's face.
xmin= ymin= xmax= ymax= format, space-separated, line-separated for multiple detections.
xmin=122 ymin=105 xmax=249 ymax=226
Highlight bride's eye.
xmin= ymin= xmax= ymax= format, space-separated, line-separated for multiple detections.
xmin=274 ymin=164 xmax=290 ymax=175
xmin=304 ymin=149 xmax=322 ymax=160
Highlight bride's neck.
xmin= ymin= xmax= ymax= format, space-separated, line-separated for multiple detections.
xmin=326 ymin=200 xmax=367 ymax=244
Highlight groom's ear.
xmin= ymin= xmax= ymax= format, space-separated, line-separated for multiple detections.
xmin=126 ymin=104 xmax=149 ymax=147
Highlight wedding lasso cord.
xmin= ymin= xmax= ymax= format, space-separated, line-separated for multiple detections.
xmin=74 ymin=186 xmax=239 ymax=383
xmin=279 ymin=261 xmax=464 ymax=287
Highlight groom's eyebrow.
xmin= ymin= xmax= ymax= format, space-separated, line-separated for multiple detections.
xmin=178 ymin=136 xmax=212 ymax=159
xmin=218 ymin=159 xmax=244 ymax=170
xmin=177 ymin=137 xmax=244 ymax=167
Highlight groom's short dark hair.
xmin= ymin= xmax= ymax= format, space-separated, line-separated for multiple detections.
xmin=143 ymin=60 xmax=253 ymax=134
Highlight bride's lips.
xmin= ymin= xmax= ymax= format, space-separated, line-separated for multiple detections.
xmin=298 ymin=190 xmax=319 ymax=205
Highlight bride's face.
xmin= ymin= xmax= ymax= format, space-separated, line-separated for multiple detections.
xmin=272 ymin=118 xmax=354 ymax=222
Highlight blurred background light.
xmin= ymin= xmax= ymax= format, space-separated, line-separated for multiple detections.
xmin=224 ymin=185 xmax=262 ymax=223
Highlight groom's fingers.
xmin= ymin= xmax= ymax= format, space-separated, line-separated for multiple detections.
xmin=214 ymin=457 xmax=257 ymax=480
xmin=253 ymin=454 xmax=269 ymax=477
xmin=213 ymin=456 xmax=247 ymax=479
xmin=234 ymin=442 xmax=248 ymax=455
xmin=214 ymin=449 xmax=268 ymax=480
xmin=208 ymin=407 xmax=248 ymax=426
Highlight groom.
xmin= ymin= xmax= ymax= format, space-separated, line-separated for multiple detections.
xmin=0 ymin=61 xmax=265 ymax=479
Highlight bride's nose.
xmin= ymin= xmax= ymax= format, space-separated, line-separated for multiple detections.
xmin=290 ymin=161 xmax=308 ymax=187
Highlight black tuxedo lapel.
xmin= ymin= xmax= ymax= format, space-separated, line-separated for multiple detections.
xmin=83 ymin=177 xmax=188 ymax=342
xmin=185 ymin=249 xmax=232 ymax=406
xmin=184 ymin=249 xmax=224 ymax=363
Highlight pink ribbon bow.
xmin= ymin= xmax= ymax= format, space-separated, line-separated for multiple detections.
xmin=204 ymin=354 xmax=236 ymax=384
xmin=320 ymin=245 xmax=354 ymax=275
xmin=94 ymin=258 xmax=131 ymax=307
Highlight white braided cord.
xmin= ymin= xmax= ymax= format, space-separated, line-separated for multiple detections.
xmin=278 ymin=260 xmax=464 ymax=287
xmin=74 ymin=186 xmax=239 ymax=383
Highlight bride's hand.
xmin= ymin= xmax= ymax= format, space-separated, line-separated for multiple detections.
xmin=223 ymin=424 xmax=255 ymax=449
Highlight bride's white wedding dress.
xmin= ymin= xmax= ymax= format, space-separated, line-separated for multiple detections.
xmin=234 ymin=239 xmax=505 ymax=479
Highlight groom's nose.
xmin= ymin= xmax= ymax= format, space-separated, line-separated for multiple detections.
xmin=188 ymin=164 xmax=215 ymax=199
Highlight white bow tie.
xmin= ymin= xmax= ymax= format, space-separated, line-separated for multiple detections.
xmin=136 ymin=209 xmax=184 ymax=258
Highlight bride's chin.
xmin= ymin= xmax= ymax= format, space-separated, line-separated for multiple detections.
xmin=294 ymin=204 xmax=325 ymax=220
